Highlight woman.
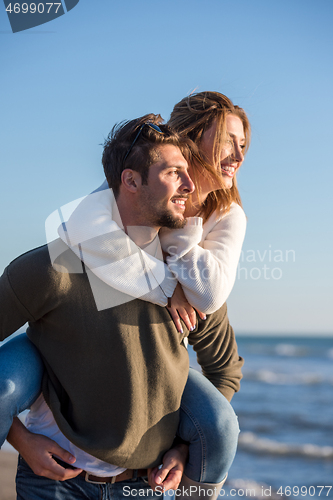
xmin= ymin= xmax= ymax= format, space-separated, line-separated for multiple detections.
xmin=0 ymin=91 xmax=250 ymax=497
xmin=163 ymin=92 xmax=249 ymax=330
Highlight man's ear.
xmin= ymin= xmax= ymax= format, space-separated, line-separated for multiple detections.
xmin=121 ymin=169 xmax=142 ymax=193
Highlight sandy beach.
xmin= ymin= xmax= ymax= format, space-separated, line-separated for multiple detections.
xmin=0 ymin=450 xmax=17 ymax=500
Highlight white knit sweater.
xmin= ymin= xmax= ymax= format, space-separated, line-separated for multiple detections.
xmin=57 ymin=182 xmax=246 ymax=313
xmin=159 ymin=202 xmax=246 ymax=313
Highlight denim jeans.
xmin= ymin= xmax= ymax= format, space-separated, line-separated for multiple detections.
xmin=0 ymin=334 xmax=44 ymax=445
xmin=16 ymin=455 xmax=161 ymax=500
xmin=178 ymin=367 xmax=239 ymax=482
xmin=0 ymin=333 xmax=239 ymax=485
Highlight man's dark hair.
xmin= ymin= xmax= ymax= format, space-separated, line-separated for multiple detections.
xmin=102 ymin=113 xmax=191 ymax=197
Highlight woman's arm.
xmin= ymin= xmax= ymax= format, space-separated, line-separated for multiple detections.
xmin=56 ymin=187 xmax=245 ymax=321
xmin=56 ymin=185 xmax=177 ymax=307
xmin=160 ymin=203 xmax=246 ymax=314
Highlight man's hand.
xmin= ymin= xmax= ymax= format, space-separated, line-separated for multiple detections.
xmin=7 ymin=417 xmax=83 ymax=481
xmin=167 ymin=283 xmax=206 ymax=333
xmin=147 ymin=443 xmax=189 ymax=492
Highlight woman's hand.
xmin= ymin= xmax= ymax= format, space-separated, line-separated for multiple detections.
xmin=147 ymin=443 xmax=189 ymax=492
xmin=167 ymin=283 xmax=206 ymax=333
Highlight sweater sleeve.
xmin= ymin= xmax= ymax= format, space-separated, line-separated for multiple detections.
xmin=57 ymin=186 xmax=177 ymax=307
xmin=188 ymin=303 xmax=244 ymax=401
xmin=0 ymin=267 xmax=33 ymax=341
xmin=159 ymin=204 xmax=246 ymax=314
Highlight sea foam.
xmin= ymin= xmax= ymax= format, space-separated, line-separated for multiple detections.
xmin=238 ymin=432 xmax=333 ymax=459
xmin=243 ymin=369 xmax=325 ymax=385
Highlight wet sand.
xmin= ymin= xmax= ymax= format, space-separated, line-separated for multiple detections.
xmin=0 ymin=450 xmax=18 ymax=500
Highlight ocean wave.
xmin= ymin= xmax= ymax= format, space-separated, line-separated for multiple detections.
xmin=240 ymin=341 xmax=333 ymax=360
xmin=243 ymin=369 xmax=326 ymax=385
xmin=238 ymin=432 xmax=333 ymax=459
xmin=274 ymin=343 xmax=308 ymax=357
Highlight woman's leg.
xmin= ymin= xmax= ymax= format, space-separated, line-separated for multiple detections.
xmin=177 ymin=368 xmax=239 ymax=483
xmin=0 ymin=333 xmax=44 ymax=447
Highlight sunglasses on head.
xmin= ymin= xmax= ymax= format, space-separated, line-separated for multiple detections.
xmin=123 ymin=123 xmax=163 ymax=164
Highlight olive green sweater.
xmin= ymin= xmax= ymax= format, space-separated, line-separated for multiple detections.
xmin=0 ymin=240 xmax=243 ymax=469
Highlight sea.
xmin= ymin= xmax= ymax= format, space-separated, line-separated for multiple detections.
xmin=188 ymin=336 xmax=333 ymax=499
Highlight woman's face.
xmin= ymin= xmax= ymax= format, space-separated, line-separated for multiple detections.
xmin=199 ymin=114 xmax=245 ymax=190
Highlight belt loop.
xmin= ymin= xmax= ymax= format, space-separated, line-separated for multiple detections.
xmin=111 ymin=475 xmax=117 ymax=484
xmin=132 ymin=469 xmax=138 ymax=480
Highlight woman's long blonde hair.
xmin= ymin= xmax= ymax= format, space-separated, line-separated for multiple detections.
xmin=168 ymin=91 xmax=251 ymax=221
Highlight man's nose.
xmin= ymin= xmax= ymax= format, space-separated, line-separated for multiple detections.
xmin=180 ymin=172 xmax=195 ymax=194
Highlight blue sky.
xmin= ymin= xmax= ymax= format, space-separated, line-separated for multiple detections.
xmin=1 ymin=0 xmax=332 ymax=334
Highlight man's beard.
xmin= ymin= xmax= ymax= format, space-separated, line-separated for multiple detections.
xmin=155 ymin=210 xmax=187 ymax=229
xmin=140 ymin=188 xmax=187 ymax=229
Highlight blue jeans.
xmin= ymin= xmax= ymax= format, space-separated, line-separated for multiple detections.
xmin=0 ymin=333 xmax=239 ymax=485
xmin=16 ymin=455 xmax=160 ymax=500
xmin=179 ymin=368 xmax=239 ymax=482
xmin=0 ymin=334 xmax=44 ymax=445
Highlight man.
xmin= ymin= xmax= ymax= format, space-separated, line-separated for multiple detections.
xmin=1 ymin=115 xmax=242 ymax=499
